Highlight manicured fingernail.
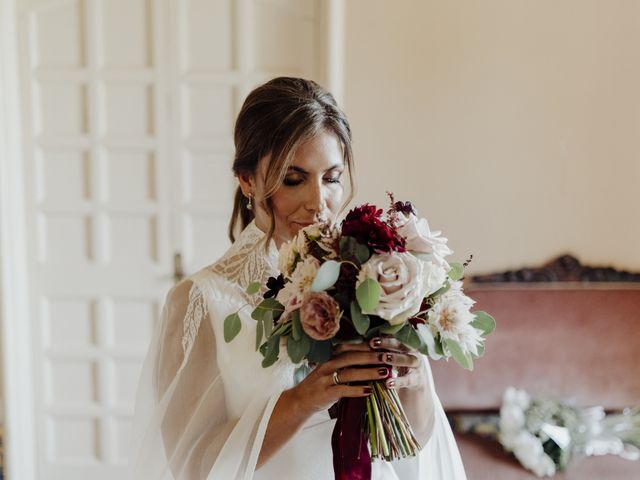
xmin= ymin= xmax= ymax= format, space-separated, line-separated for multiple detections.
xmin=387 ymin=380 xmax=396 ymax=388
xmin=378 ymin=352 xmax=393 ymax=363
xmin=378 ymin=367 xmax=389 ymax=377
xmin=363 ymin=386 xmax=372 ymax=394
xmin=371 ymin=338 xmax=382 ymax=348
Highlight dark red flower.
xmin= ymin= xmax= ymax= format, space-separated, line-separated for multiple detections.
xmin=341 ymin=204 xmax=406 ymax=253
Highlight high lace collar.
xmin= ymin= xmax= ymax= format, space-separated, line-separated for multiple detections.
xmin=241 ymin=220 xmax=279 ymax=256
xmin=211 ymin=220 xmax=279 ymax=298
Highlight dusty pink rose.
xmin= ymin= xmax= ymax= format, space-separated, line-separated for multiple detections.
xmin=299 ymin=292 xmax=342 ymax=341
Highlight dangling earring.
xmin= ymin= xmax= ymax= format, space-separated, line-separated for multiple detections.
xmin=246 ymin=193 xmax=253 ymax=211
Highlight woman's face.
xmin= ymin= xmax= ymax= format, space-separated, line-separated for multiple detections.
xmin=248 ymin=130 xmax=346 ymax=246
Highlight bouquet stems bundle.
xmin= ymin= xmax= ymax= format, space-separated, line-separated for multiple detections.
xmin=366 ymin=382 xmax=421 ymax=460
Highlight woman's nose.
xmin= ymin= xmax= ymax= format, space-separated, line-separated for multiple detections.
xmin=304 ymin=178 xmax=327 ymax=215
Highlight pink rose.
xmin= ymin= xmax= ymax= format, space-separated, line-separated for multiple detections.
xmin=299 ymin=292 xmax=342 ymax=341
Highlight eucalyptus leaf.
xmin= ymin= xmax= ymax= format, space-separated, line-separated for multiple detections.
xmin=263 ymin=310 xmax=273 ymax=338
xmin=261 ymin=334 xmax=281 ymax=368
xmin=293 ymin=363 xmax=312 ymax=385
xmin=311 ymin=260 xmax=341 ymax=292
xmin=307 ymin=340 xmax=332 ymax=364
xmin=445 ymin=338 xmax=474 ymax=371
xmin=434 ymin=338 xmax=444 ymax=356
xmin=291 ymin=309 xmax=302 ymax=341
xmin=255 ymin=318 xmax=263 ymax=351
xmin=431 ymin=281 xmax=451 ymax=298
xmin=245 ymin=281 xmax=261 ymax=295
xmin=355 ymin=243 xmax=371 ymax=265
xmin=380 ymin=321 xmax=405 ymax=335
xmin=471 ymin=311 xmax=496 ymax=335
xmin=251 ymin=298 xmax=284 ymax=322
xmin=339 ymin=236 xmax=357 ymax=258
xmin=394 ymin=323 xmax=425 ymax=351
xmin=356 ymin=278 xmax=381 ymax=312
xmin=223 ymin=312 xmax=241 ymax=343
xmin=350 ymin=301 xmax=370 ymax=336
xmin=287 ymin=333 xmax=311 ymax=364
xmin=448 ymin=262 xmax=464 ymax=281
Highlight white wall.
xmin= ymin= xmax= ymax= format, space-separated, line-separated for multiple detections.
xmin=343 ymin=0 xmax=640 ymax=274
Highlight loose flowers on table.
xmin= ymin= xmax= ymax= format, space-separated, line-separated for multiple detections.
xmin=224 ymin=196 xmax=496 ymax=479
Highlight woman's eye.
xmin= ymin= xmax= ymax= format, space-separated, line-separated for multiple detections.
xmin=325 ymin=173 xmax=343 ymax=184
xmin=283 ymin=177 xmax=303 ymax=186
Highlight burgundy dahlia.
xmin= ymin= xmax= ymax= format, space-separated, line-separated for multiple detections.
xmin=341 ymin=204 xmax=406 ymax=253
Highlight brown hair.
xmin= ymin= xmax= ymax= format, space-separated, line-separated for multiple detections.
xmin=228 ymin=77 xmax=355 ymax=243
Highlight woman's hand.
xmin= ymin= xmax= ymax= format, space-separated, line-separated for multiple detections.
xmin=288 ymin=349 xmax=389 ymax=415
xmin=333 ymin=336 xmax=435 ymax=446
xmin=333 ymin=336 xmax=427 ymax=391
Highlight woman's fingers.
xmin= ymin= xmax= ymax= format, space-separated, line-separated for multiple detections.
xmin=375 ymin=351 xmax=421 ymax=368
xmin=369 ymin=336 xmax=410 ymax=353
xmin=333 ymin=341 xmax=370 ymax=355
xmin=332 ymin=366 xmax=391 ymax=385
xmin=334 ymin=384 xmax=374 ymax=398
xmin=318 ymin=350 xmax=386 ymax=373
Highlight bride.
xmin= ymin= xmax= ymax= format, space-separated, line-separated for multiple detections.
xmin=129 ymin=77 xmax=468 ymax=479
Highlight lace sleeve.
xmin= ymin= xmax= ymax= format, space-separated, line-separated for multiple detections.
xmin=130 ymin=279 xmax=233 ymax=479
xmin=181 ymin=282 xmax=207 ymax=359
xmin=130 ymin=274 xmax=286 ymax=480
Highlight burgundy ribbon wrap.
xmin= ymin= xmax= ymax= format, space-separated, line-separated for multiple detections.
xmin=331 ymin=397 xmax=371 ymax=480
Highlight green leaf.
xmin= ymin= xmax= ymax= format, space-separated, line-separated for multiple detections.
xmin=394 ymin=324 xmax=425 ymax=351
xmin=307 ymin=340 xmax=332 ymax=364
xmin=340 ymin=236 xmax=370 ymax=266
xmin=261 ymin=334 xmax=281 ymax=368
xmin=291 ymin=309 xmax=302 ymax=341
xmin=287 ymin=333 xmax=311 ymax=363
xmin=350 ymin=301 xmax=370 ymax=336
xmin=251 ymin=298 xmax=284 ymax=322
xmin=356 ymin=278 xmax=381 ymax=312
xmin=263 ymin=310 xmax=273 ymax=338
xmin=293 ymin=363 xmax=312 ymax=385
xmin=311 ymin=260 xmax=341 ymax=292
xmin=474 ymin=343 xmax=485 ymax=358
xmin=448 ymin=262 xmax=464 ymax=281
xmin=255 ymin=318 xmax=263 ymax=351
xmin=223 ymin=312 xmax=241 ymax=342
xmin=445 ymin=338 xmax=474 ymax=371
xmin=471 ymin=311 xmax=496 ymax=336
xmin=380 ymin=321 xmax=405 ymax=334
xmin=245 ymin=281 xmax=261 ymax=295
xmin=430 ymin=281 xmax=451 ymax=298
xmin=355 ymin=243 xmax=371 ymax=265
xmin=434 ymin=338 xmax=444 ymax=356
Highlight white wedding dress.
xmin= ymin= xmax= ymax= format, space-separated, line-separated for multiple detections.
xmin=129 ymin=220 xmax=468 ymax=479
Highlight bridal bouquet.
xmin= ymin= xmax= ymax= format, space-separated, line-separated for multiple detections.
xmin=225 ymin=195 xmax=495 ymax=477
xmin=454 ymin=387 xmax=640 ymax=477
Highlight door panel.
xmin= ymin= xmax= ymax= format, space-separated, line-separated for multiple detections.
xmin=17 ymin=0 xmax=328 ymax=477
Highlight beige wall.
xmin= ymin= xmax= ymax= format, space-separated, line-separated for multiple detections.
xmin=343 ymin=0 xmax=640 ymax=275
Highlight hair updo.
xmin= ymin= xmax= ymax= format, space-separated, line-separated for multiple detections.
xmin=229 ymin=77 xmax=355 ymax=243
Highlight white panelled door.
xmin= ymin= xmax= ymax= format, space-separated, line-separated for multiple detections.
xmin=15 ymin=0 xmax=334 ymax=478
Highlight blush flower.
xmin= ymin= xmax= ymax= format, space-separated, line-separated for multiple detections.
xmin=427 ymin=281 xmax=483 ymax=356
xmin=276 ymin=257 xmax=320 ymax=313
xmin=396 ymin=214 xmax=453 ymax=268
xmin=357 ymin=252 xmax=425 ymax=325
xmin=299 ymin=292 xmax=342 ymax=340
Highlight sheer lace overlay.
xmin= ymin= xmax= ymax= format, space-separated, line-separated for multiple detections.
xmin=181 ymin=283 xmax=207 ymax=359
xmin=128 ymin=220 xmax=468 ymax=479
